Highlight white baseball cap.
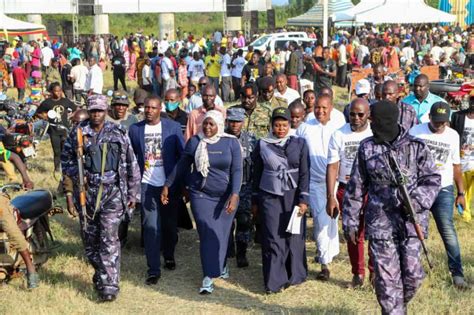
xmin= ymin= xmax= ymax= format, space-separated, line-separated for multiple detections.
xmin=355 ymin=79 xmax=371 ymax=96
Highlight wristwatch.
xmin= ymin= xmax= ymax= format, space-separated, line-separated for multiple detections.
xmin=457 ymin=192 xmax=465 ymax=197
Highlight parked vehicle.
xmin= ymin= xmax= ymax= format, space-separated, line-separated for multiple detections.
xmin=243 ymin=32 xmax=309 ymax=53
xmin=0 ymin=184 xmax=63 ymax=282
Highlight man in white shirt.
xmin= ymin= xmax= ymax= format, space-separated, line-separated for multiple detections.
xmin=337 ymin=40 xmax=348 ymax=87
xmin=85 ymin=57 xmax=103 ymax=95
xmin=402 ymin=42 xmax=415 ymax=64
xmin=326 ymin=98 xmax=373 ymax=288
xmin=430 ymin=41 xmax=444 ymax=64
xmin=409 ymin=102 xmax=470 ymax=290
xmin=161 ymin=51 xmax=176 ymax=95
xmin=219 ymin=47 xmax=232 ymax=102
xmin=274 ymin=74 xmax=300 ymax=105
xmin=41 ymin=42 xmax=54 ymax=70
xmin=356 ymin=40 xmax=370 ymax=65
xmin=186 ymin=76 xmax=224 ymax=113
xmin=306 ymin=87 xmax=346 ymax=124
xmin=128 ymin=96 xmax=185 ymax=285
xmin=188 ymin=52 xmax=205 ymax=87
xmin=296 ymin=94 xmax=345 ymax=281
xmin=70 ymin=58 xmax=89 ymax=105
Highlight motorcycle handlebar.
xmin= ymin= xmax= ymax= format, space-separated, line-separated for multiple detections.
xmin=0 ymin=183 xmax=22 ymax=194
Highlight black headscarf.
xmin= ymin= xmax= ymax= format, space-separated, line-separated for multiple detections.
xmin=370 ymin=100 xmax=400 ymax=144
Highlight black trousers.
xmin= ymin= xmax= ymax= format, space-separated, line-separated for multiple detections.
xmin=50 ymin=132 xmax=66 ymax=171
xmin=232 ymin=76 xmax=242 ymax=101
xmin=113 ymin=72 xmax=127 ymax=91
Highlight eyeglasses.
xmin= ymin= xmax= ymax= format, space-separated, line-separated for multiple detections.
xmin=198 ymin=83 xmax=207 ymax=86
xmin=349 ymin=112 xmax=365 ymax=118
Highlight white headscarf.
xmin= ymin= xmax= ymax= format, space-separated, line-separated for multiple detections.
xmin=195 ymin=110 xmax=236 ymax=177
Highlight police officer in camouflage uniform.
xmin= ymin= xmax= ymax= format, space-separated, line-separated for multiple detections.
xmin=257 ymin=76 xmax=288 ymax=110
xmin=343 ymin=101 xmax=441 ymax=315
xmin=226 ymin=107 xmax=257 ymax=267
xmin=61 ymin=95 xmax=141 ymax=302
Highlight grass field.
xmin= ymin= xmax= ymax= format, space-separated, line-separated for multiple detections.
xmin=0 ymin=74 xmax=472 ymax=314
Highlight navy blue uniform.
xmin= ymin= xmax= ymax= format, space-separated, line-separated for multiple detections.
xmin=166 ymin=136 xmax=242 ymax=278
xmin=252 ymin=136 xmax=310 ymax=292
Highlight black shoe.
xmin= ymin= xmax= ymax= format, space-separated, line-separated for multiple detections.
xmin=347 ymin=274 xmax=364 ymax=288
xmin=453 ymin=276 xmax=471 ymax=291
xmin=92 ymin=274 xmax=102 ymax=291
xmin=316 ymin=267 xmax=330 ymax=281
xmin=99 ymin=294 xmax=116 ymax=302
xmin=236 ymin=255 xmax=249 ymax=268
xmin=164 ymin=260 xmax=176 ymax=270
xmin=145 ymin=275 xmax=160 ymax=285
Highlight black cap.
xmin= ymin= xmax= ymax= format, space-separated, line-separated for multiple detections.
xmin=429 ymin=102 xmax=450 ymax=122
xmin=271 ymin=107 xmax=291 ymax=122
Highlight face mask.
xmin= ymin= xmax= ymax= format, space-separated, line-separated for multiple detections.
xmin=138 ymin=107 xmax=144 ymax=113
xmin=165 ymin=101 xmax=180 ymax=111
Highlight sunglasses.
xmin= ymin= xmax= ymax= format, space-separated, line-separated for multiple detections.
xmin=198 ymin=83 xmax=207 ymax=86
xmin=349 ymin=112 xmax=365 ymax=118
xmin=113 ymin=95 xmax=128 ymax=100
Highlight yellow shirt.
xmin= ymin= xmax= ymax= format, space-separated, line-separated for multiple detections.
xmin=145 ymin=40 xmax=153 ymax=54
xmin=221 ymin=37 xmax=228 ymax=47
xmin=205 ymin=54 xmax=221 ymax=78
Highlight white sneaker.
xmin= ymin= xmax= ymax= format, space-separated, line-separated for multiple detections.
xmin=199 ymin=276 xmax=214 ymax=294
xmin=220 ymin=265 xmax=229 ymax=279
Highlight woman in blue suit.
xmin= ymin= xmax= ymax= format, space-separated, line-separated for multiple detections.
xmin=252 ymin=107 xmax=310 ymax=294
xmin=162 ymin=110 xmax=242 ymax=294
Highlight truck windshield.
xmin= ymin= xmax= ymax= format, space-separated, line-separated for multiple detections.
xmin=250 ymin=35 xmax=270 ymax=47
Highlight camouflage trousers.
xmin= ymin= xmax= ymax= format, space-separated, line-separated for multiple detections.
xmin=78 ymin=185 xmax=124 ymax=296
xmin=370 ymin=237 xmax=424 ymax=315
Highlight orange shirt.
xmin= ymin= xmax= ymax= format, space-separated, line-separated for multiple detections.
xmin=184 ymin=105 xmax=227 ymax=142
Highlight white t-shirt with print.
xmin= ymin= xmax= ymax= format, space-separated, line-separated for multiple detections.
xmin=328 ymin=123 xmax=373 ymax=184
xmin=142 ymin=123 xmax=166 ymax=187
xmin=231 ymin=56 xmax=246 ymax=78
xmin=188 ymin=59 xmax=205 ymax=82
xmin=409 ymin=123 xmax=460 ymax=188
xmin=274 ymin=87 xmax=301 ymax=105
xmin=461 ymin=116 xmax=474 ymax=172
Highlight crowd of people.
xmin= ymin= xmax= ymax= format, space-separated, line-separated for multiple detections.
xmin=0 ymin=22 xmax=472 ymax=313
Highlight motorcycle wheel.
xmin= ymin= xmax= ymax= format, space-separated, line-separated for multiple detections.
xmin=30 ymin=217 xmax=51 ymax=267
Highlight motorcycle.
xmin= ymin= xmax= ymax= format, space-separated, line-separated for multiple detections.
xmin=0 ymin=97 xmax=38 ymax=162
xmin=0 ymin=184 xmax=63 ymax=282
xmin=429 ymin=79 xmax=474 ymax=111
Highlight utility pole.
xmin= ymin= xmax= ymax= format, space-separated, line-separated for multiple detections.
xmin=72 ymin=0 xmax=79 ymax=43
xmin=322 ymin=0 xmax=328 ymax=46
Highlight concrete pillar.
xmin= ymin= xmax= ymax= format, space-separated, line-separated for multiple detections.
xmin=159 ymin=13 xmax=175 ymax=41
xmin=226 ymin=17 xmax=242 ymax=32
xmin=94 ymin=14 xmax=109 ymax=35
xmin=27 ymin=14 xmax=43 ymax=41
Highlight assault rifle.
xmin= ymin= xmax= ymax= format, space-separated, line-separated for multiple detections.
xmin=388 ymin=151 xmax=433 ymax=269
xmin=77 ymin=127 xmax=88 ymax=229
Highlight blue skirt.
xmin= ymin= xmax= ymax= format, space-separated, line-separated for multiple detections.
xmin=190 ymin=191 xmax=237 ymax=278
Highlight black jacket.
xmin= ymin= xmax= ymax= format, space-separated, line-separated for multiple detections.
xmin=451 ymin=109 xmax=470 ymax=147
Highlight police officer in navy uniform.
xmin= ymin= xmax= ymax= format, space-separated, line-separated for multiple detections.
xmin=226 ymin=107 xmax=257 ymax=267
xmin=61 ymin=95 xmax=141 ymax=302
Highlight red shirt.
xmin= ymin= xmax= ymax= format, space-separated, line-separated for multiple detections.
xmin=12 ymin=67 xmax=27 ymax=89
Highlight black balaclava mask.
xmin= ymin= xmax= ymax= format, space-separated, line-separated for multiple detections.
xmin=370 ymin=100 xmax=400 ymax=144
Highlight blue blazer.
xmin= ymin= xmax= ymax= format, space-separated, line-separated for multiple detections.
xmin=128 ymin=118 xmax=185 ymax=187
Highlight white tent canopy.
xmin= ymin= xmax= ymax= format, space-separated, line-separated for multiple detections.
xmin=333 ymin=0 xmax=384 ymax=22
xmin=352 ymin=0 xmax=456 ymax=24
xmin=0 ymin=13 xmax=45 ymax=33
xmin=287 ymin=0 xmax=354 ymax=27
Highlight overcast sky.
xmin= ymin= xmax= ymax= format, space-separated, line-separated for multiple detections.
xmin=272 ymin=0 xmax=289 ymax=5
